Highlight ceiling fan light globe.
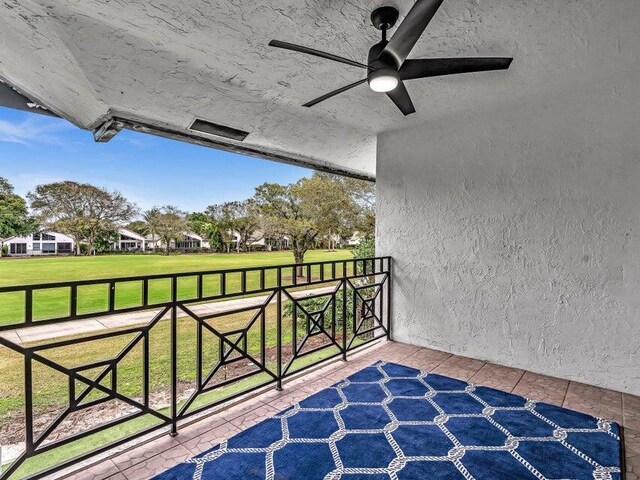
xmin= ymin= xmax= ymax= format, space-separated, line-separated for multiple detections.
xmin=368 ymin=69 xmax=399 ymax=93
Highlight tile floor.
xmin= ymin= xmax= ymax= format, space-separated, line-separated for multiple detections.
xmin=53 ymin=341 xmax=639 ymax=480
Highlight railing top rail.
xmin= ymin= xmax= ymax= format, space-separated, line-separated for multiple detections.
xmin=0 ymin=256 xmax=392 ymax=293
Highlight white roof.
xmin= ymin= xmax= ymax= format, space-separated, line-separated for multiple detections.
xmin=2 ymin=231 xmax=75 ymax=243
xmin=118 ymin=228 xmax=146 ymax=241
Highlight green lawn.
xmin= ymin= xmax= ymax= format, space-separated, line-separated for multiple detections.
xmin=0 ymin=250 xmax=354 ymax=326
xmin=0 ymin=250 xmax=353 ymax=286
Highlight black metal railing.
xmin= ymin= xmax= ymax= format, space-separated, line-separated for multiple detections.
xmin=0 ymin=256 xmax=392 ymax=480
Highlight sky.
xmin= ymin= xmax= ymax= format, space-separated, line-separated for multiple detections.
xmin=0 ymin=107 xmax=312 ymax=213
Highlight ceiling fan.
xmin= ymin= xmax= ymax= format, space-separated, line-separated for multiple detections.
xmin=269 ymin=0 xmax=513 ymax=116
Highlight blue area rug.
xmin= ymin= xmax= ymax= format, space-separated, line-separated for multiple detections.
xmin=154 ymin=361 xmax=623 ymax=480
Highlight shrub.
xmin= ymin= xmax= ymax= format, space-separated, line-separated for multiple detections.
xmin=352 ymin=237 xmax=374 ymax=259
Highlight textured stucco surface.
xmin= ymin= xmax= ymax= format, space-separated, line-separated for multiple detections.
xmin=2 ymin=0 xmax=524 ymax=176
xmin=377 ymin=0 xmax=640 ymax=393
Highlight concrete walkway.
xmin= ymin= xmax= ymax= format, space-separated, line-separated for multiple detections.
xmin=0 ymin=286 xmax=336 ymax=345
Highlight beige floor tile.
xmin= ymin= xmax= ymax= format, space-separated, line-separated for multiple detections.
xmin=625 ymin=428 xmax=640 ymax=480
xmin=64 ymin=459 xmax=123 ymax=480
xmin=403 ymin=348 xmax=452 ymax=371
xmin=470 ymin=363 xmax=525 ymax=392
xmin=432 ymin=354 xmax=486 ymax=381
xmin=563 ymin=382 xmax=623 ymax=423
xmin=511 ymin=371 xmax=569 ymax=406
xmin=119 ymin=444 xmax=192 ymax=479
xmin=624 ymin=393 xmax=640 ymax=431
xmin=229 ymin=403 xmax=282 ymax=430
xmin=110 ymin=435 xmax=182 ymax=472
xmin=179 ymin=421 xmax=242 ymax=456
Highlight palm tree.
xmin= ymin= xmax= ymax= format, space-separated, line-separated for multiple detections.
xmin=143 ymin=207 xmax=161 ymax=250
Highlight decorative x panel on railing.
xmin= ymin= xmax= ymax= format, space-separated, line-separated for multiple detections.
xmin=282 ymin=282 xmax=343 ymax=375
xmin=177 ymin=292 xmax=278 ymax=418
xmin=346 ymin=273 xmax=389 ymax=350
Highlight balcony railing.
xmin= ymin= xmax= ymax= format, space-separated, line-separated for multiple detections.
xmin=0 ymin=256 xmax=392 ymax=480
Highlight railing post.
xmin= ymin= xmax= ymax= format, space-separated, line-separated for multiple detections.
xmin=24 ymin=352 xmax=33 ymax=452
xmin=387 ymin=258 xmax=392 ymax=341
xmin=25 ymin=288 xmax=33 ymax=325
xmin=341 ymin=278 xmax=347 ymax=361
xmin=170 ymin=276 xmax=178 ymax=436
xmin=69 ymin=284 xmax=78 ymax=318
xmin=108 ymin=281 xmax=116 ymax=312
xmin=276 ymin=267 xmax=283 ymax=391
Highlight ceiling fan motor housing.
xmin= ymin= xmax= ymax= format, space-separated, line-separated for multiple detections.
xmin=367 ymin=40 xmax=400 ymax=92
xmin=370 ymin=6 xmax=399 ymax=31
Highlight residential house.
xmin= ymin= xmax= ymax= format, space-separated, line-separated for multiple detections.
xmin=2 ymin=232 xmax=75 ymax=256
xmin=111 ymin=228 xmax=147 ymax=251
xmin=145 ymin=232 xmax=209 ymax=250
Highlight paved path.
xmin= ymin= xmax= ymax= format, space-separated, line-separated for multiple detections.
xmin=0 ymin=286 xmax=336 ymax=345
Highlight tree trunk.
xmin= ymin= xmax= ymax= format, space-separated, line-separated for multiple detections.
xmin=294 ymin=249 xmax=305 ymax=277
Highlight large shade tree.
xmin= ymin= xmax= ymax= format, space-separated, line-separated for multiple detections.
xmin=301 ymin=173 xmax=359 ymax=251
xmin=144 ymin=205 xmax=187 ymax=255
xmin=0 ymin=177 xmax=35 ymax=256
xmin=205 ymin=200 xmax=259 ymax=253
xmin=344 ymin=177 xmax=375 ymax=238
xmin=253 ymin=181 xmax=320 ymax=275
xmin=28 ymin=181 xmax=137 ymax=255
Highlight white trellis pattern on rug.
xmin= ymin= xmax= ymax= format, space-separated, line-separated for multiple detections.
xmin=155 ymin=361 xmax=622 ymax=480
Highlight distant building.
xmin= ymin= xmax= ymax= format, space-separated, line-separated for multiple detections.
xmin=112 ymin=228 xmax=147 ymax=251
xmin=346 ymin=232 xmax=363 ymax=246
xmin=145 ymin=232 xmax=210 ymax=250
xmin=232 ymin=230 xmax=290 ymax=250
xmin=2 ymin=232 xmax=75 ymax=256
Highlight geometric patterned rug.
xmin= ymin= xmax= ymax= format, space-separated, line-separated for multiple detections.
xmin=153 ymin=361 xmax=623 ymax=480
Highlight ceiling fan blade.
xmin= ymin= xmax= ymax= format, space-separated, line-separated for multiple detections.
xmin=400 ymin=57 xmax=513 ymax=80
xmin=383 ymin=0 xmax=445 ymax=67
xmin=303 ymin=79 xmax=367 ymax=108
xmin=269 ymin=40 xmax=367 ymax=69
xmin=386 ymin=81 xmax=416 ymax=116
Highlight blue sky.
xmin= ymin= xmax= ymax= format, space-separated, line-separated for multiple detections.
xmin=0 ymin=107 xmax=311 ymax=213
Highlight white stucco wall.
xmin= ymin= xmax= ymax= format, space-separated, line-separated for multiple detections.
xmin=377 ymin=74 xmax=640 ymax=394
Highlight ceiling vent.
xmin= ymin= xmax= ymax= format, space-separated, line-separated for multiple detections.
xmin=189 ymin=119 xmax=249 ymax=142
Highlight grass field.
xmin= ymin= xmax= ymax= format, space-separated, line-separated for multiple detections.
xmin=0 ymin=250 xmax=365 ymax=478
xmin=0 ymin=250 xmax=354 ymax=325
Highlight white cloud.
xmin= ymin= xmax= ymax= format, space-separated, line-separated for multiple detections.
xmin=0 ymin=116 xmax=74 ymax=146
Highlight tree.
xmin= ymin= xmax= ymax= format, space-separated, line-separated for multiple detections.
xmin=187 ymin=212 xmax=225 ymax=252
xmin=344 ymin=177 xmax=375 ymax=238
xmin=125 ymin=220 xmax=149 ymax=236
xmin=0 ymin=177 xmax=14 ymax=195
xmin=187 ymin=212 xmax=210 ymax=237
xmin=205 ymin=201 xmax=260 ymax=253
xmin=230 ymin=200 xmax=261 ymax=252
xmin=142 ymin=207 xmax=161 ymax=246
xmin=0 ymin=177 xmax=35 ymax=256
xmin=300 ymin=173 xmax=358 ymax=251
xmin=28 ymin=181 xmax=137 ymax=255
xmin=144 ymin=206 xmax=186 ymax=255
xmin=253 ymin=181 xmax=320 ymax=275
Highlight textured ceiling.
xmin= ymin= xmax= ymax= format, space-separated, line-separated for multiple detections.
xmin=0 ymin=0 xmax=622 ymax=176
